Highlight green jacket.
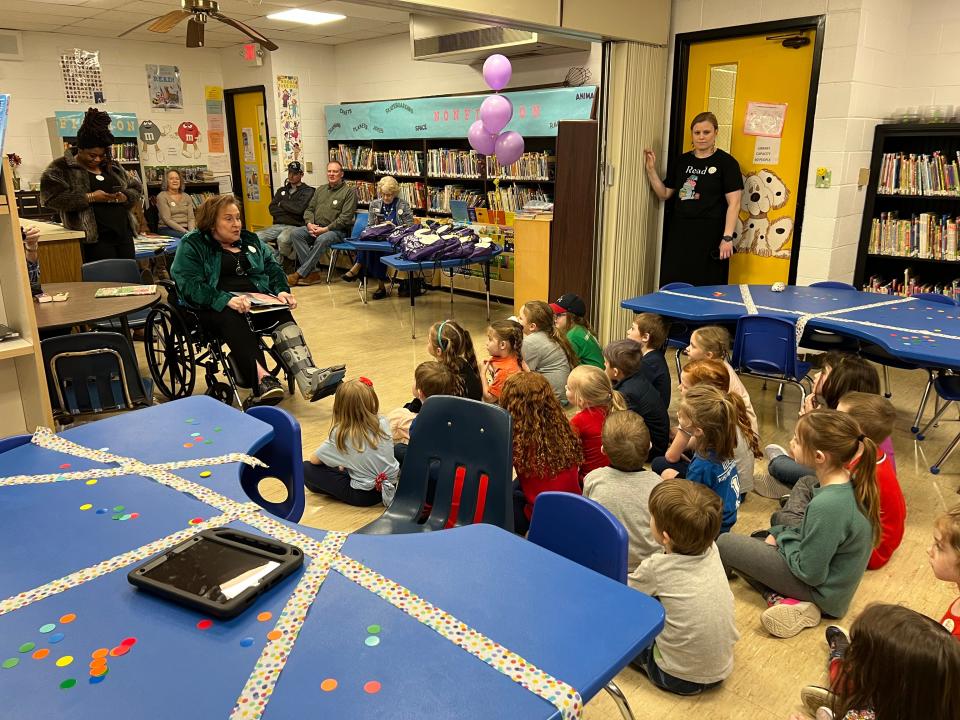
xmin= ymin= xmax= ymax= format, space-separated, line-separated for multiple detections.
xmin=171 ymin=228 xmax=289 ymax=312
xmin=303 ymin=181 xmax=357 ymax=233
xmin=770 ymin=482 xmax=873 ymax=617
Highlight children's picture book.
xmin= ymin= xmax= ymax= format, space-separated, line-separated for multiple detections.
xmin=231 ymin=292 xmax=288 ymax=311
xmin=95 ymin=285 xmax=157 ymax=298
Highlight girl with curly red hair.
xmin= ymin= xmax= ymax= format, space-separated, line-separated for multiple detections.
xmin=499 ymin=372 xmax=582 ymax=534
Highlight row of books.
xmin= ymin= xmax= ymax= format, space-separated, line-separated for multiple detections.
xmin=877 ymin=151 xmax=960 ymax=196
xmin=61 ymin=139 xmax=139 ymax=163
xmin=374 ymin=150 xmax=423 ymax=176
xmin=487 ymin=184 xmax=551 ymax=213
xmin=427 ymin=149 xmax=481 ymax=178
xmin=347 ymin=180 xmax=377 ymax=204
xmin=428 ymin=185 xmax=485 ymax=213
xmin=486 ymin=151 xmax=554 ymax=181
xmin=868 ymin=212 xmax=959 ymax=261
xmin=862 ymin=274 xmax=960 ymax=301
xmin=397 ymin=181 xmax=427 ymax=210
xmin=144 ymin=165 xmax=212 ymax=184
xmin=329 ymin=144 xmax=373 ymax=170
xmin=188 ymin=191 xmax=218 ymax=207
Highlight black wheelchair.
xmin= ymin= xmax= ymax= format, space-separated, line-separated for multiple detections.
xmin=143 ymin=280 xmax=298 ymax=409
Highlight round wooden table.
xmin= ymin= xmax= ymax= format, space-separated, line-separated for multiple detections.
xmin=34 ymin=282 xmax=161 ymax=334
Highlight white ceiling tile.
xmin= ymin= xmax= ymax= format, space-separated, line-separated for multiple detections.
xmin=18 ymin=2 xmax=105 ymax=17
xmin=0 ymin=12 xmax=72 ymax=29
xmin=311 ymin=1 xmax=409 ymax=24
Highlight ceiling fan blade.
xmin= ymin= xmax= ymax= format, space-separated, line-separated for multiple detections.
xmin=211 ymin=13 xmax=279 ymax=51
xmin=148 ymin=9 xmax=192 ymax=33
xmin=119 ymin=15 xmax=163 ymax=38
xmin=186 ymin=17 xmax=205 ymax=48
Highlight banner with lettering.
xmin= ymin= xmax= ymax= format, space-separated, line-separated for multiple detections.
xmin=53 ymin=110 xmax=138 ymax=138
xmin=324 ymin=86 xmax=597 ymax=140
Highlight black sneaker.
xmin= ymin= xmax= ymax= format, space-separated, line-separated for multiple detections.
xmin=251 ymin=375 xmax=284 ymax=405
xmin=750 ymin=529 xmax=771 ymax=540
xmin=825 ymin=625 xmax=850 ymax=661
xmin=372 ymin=288 xmax=388 ymax=300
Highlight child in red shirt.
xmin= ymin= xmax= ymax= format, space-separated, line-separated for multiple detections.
xmin=566 ymin=365 xmax=627 ymax=484
xmin=481 ymin=319 xmax=524 ymax=404
xmin=500 ymin=372 xmax=582 ymax=535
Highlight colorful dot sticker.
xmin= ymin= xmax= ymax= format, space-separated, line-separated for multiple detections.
xmin=79 ymin=504 xmax=93 ymax=511
xmin=59 ymin=463 xmax=71 ymax=470
xmin=183 ymin=443 xmax=194 ymax=448
xmin=266 ymin=630 xmax=282 ymax=641
xmin=199 ymin=471 xmax=212 ymax=478
xmin=189 ymin=517 xmax=204 ymax=526
xmin=2 ymin=658 xmax=19 ymax=669
xmin=89 ymin=658 xmax=107 ymax=671
xmin=320 ymin=678 xmax=338 ymax=692
xmin=194 ymin=437 xmax=204 ymax=442
xmin=185 ymin=418 xmax=196 ymax=424
xmin=239 ymin=637 xmax=254 ymax=648
xmin=214 ymin=427 xmax=222 ymax=432
xmin=55 ymin=655 xmax=74 ymax=668
xmin=204 ymin=440 xmax=213 ymax=445
xmin=59 ymin=613 xmax=76 ymax=625
xmin=256 ymin=612 xmax=272 ymax=622
xmin=38 ymin=623 xmax=56 ymax=634
xmin=96 ymin=508 xmax=109 ymax=515
xmin=113 ymin=505 xmax=125 ymax=512
xmin=196 ymin=619 xmax=213 ymax=631
xmin=18 ymin=642 xmax=35 ymax=653
xmin=48 ymin=633 xmax=65 ymax=644
xmin=85 ymin=479 xmax=98 ymax=485
xmin=121 ymin=637 xmax=137 ymax=648
xmin=366 ymin=624 xmax=381 ymax=634
xmin=59 ymin=678 xmax=76 ymax=689
xmin=32 ymin=649 xmax=49 ymax=660
xmin=91 ymin=648 xmax=109 ymax=659
xmin=364 ymin=636 xmax=380 ymax=647
xmin=190 ymin=433 xmax=201 ymax=438
xmin=109 ymin=645 xmax=129 ymax=657
xmin=363 ymin=680 xmax=381 ymax=694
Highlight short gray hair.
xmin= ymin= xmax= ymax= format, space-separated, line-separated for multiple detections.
xmin=377 ymin=175 xmax=400 ymax=195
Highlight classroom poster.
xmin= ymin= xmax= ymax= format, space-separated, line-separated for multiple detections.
xmin=244 ymin=164 xmax=260 ymax=201
xmin=743 ymin=102 xmax=787 ymax=138
xmin=60 ymin=49 xmax=104 ymax=104
xmin=146 ymin=65 xmax=183 ymax=110
xmin=276 ymin=75 xmax=302 ymax=166
xmin=204 ymin=85 xmax=225 ymax=154
xmin=242 ymin=127 xmax=256 ymax=162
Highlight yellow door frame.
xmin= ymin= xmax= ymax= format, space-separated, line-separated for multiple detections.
xmin=664 ymin=16 xmax=825 ymax=284
xmin=224 ymin=85 xmax=276 ymax=230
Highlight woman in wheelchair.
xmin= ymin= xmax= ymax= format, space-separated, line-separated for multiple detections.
xmin=170 ymin=194 xmax=344 ymax=405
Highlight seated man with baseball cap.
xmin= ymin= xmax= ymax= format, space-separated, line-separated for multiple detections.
xmin=256 ymin=161 xmax=314 ymax=270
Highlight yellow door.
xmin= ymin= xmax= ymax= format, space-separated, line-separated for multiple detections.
xmin=231 ymin=91 xmax=273 ymax=231
xmin=684 ymin=30 xmax=816 ymax=283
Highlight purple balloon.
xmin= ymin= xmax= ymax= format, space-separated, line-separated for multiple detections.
xmin=495 ymin=131 xmax=525 ymax=168
xmin=483 ymin=54 xmax=513 ymax=91
xmin=467 ymin=120 xmax=497 ymax=155
xmin=480 ymin=94 xmax=513 ymax=135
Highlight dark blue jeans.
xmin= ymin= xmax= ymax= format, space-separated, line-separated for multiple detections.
xmin=768 ymin=455 xmax=814 ymax=488
xmin=632 ymin=645 xmax=721 ymax=696
xmin=651 ymin=456 xmax=689 ymax=477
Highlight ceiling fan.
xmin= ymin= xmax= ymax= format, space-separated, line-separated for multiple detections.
xmin=120 ymin=0 xmax=278 ymax=51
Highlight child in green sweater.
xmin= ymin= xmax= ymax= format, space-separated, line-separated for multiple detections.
xmin=717 ymin=410 xmax=880 ymax=638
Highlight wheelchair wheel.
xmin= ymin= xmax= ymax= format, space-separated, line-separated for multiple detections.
xmin=145 ymin=304 xmax=196 ymax=400
xmin=205 ymin=381 xmax=235 ymax=407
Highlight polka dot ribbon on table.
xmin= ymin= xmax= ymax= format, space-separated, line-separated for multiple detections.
xmin=4 ymin=427 xmax=586 ymax=719
xmin=738 ymin=284 xmax=759 ymax=315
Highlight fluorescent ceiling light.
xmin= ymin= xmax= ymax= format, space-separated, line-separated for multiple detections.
xmin=266 ymin=9 xmax=346 ymax=25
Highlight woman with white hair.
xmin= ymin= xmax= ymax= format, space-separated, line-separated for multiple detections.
xmin=342 ymin=175 xmax=415 ymax=300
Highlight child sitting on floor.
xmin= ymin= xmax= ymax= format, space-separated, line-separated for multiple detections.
xmin=519 ymin=300 xmax=578 ymax=404
xmin=419 ymin=319 xmax=483 ymax=405
xmin=797 ymin=503 xmax=960 ymax=718
xmin=773 ymin=391 xmax=904 ymax=570
xmin=628 ymin=312 xmax=671 ymax=411
xmin=660 ymin=385 xmax=741 ymax=533
xmin=758 ymin=353 xmax=883 ymax=497
xmin=566 ymin=364 xmax=626 ymax=482
xmin=685 ymin=326 xmax=758 ymax=434
xmin=629 ymin=478 xmax=739 ymax=695
xmin=583 ymin=410 xmax=661 ymax=572
xmin=652 ymin=358 xmax=760 ymax=498
xmin=790 ymin=603 xmax=960 ymax=720
xmin=305 ymin=378 xmax=399 ymax=507
xmin=387 ymin=361 xmax=458 ymax=462
xmin=480 ymin=319 xmax=524 ymax=404
xmin=603 ymin=339 xmax=670 ymax=460
xmin=551 ymin=293 xmax=604 ymax=368
xmin=499 ymin=371 xmax=582 ymax=535
xmin=717 ymin=410 xmax=879 ymax=639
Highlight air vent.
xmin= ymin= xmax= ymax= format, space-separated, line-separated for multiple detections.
xmin=0 ymin=30 xmax=23 ymax=61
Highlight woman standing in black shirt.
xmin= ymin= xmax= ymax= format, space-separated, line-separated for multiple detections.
xmin=41 ymin=108 xmax=142 ymax=262
xmin=645 ymin=112 xmax=743 ymax=287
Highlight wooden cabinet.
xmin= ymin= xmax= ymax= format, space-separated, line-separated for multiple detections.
xmin=0 ymin=158 xmax=54 ymax=435
xmin=22 ymin=219 xmax=84 ymax=283
xmin=513 ymin=217 xmax=552 ymax=314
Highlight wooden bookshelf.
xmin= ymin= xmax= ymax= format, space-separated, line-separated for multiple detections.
xmin=0 ymin=158 xmax=54 ymax=435
xmin=855 ymin=123 xmax=960 ymax=298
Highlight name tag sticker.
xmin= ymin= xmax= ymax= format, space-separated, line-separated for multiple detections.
xmin=249 ymin=246 xmax=257 ymax=253
xmin=333 ymin=199 xmax=338 ymax=205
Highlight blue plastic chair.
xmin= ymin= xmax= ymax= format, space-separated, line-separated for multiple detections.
xmin=357 ymin=396 xmax=513 ymax=535
xmin=0 ymin=435 xmax=32 ymax=454
xmin=326 ymin=211 xmax=369 ymax=283
xmin=240 ymin=405 xmax=305 ymax=521
xmin=81 ymin=259 xmax=151 ymax=331
xmin=809 ymin=281 xmax=856 ymax=290
xmin=916 ymin=374 xmax=960 ymax=475
xmin=732 ymin=315 xmax=812 ymax=404
xmin=526 ymin=492 xmax=636 ymax=720
xmin=860 ymin=292 xmax=958 ymax=430
xmin=659 ymin=281 xmax=695 ymax=380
